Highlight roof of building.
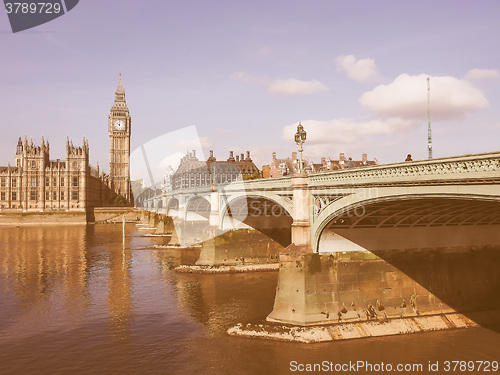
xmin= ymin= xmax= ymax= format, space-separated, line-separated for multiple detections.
xmin=267 ymin=152 xmax=378 ymax=176
xmin=173 ymin=150 xmax=260 ymax=177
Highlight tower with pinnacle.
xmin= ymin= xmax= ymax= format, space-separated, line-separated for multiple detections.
xmin=108 ymin=73 xmax=132 ymax=202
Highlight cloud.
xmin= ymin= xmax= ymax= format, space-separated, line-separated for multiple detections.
xmin=465 ymin=68 xmax=499 ymax=80
xmin=268 ymin=78 xmax=328 ymax=96
xmin=159 ymin=152 xmax=184 ymax=171
xmin=199 ymin=136 xmax=213 ymax=150
xmin=230 ymin=71 xmax=267 ymax=85
xmin=360 ymin=74 xmax=489 ymax=121
xmin=231 ymin=72 xmax=328 ymax=96
xmin=335 ymin=54 xmax=382 ymax=83
xmin=214 ymin=127 xmax=235 ymax=138
xmin=282 ymin=117 xmax=420 ymax=146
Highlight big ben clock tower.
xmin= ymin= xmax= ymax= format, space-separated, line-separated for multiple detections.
xmin=109 ymin=73 xmax=131 ymax=202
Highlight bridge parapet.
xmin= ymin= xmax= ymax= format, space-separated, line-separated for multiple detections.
xmin=164 ymin=177 xmax=292 ymax=195
xmin=232 ymin=176 xmax=292 ymax=191
xmin=308 ymin=152 xmax=500 ymax=187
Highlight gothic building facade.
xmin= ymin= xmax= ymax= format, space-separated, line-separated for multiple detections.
xmin=0 ymin=76 xmax=132 ymax=211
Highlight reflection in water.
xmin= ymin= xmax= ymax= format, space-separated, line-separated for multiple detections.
xmin=171 ymin=274 xmax=279 ymax=336
xmin=107 ymin=248 xmax=132 ymax=340
xmin=0 ymin=224 xmax=499 ymax=375
xmin=0 ymin=226 xmax=90 ymax=335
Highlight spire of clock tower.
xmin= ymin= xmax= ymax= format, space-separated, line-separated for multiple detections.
xmin=114 ymin=72 xmax=126 ymax=104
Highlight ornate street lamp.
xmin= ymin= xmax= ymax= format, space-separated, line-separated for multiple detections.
xmin=294 ymin=122 xmax=307 ymax=174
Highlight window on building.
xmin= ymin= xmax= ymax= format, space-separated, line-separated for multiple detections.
xmin=1 ymin=192 xmax=5 ymax=201
xmin=30 ymin=177 xmax=37 ymax=187
xmin=45 ymin=177 xmax=50 ymax=187
xmin=0 ymin=177 xmax=5 ymax=187
xmin=71 ymin=191 xmax=78 ymax=201
xmin=72 ymin=177 xmax=79 ymax=187
xmin=45 ymin=191 xmax=50 ymax=201
xmin=52 ymin=177 xmax=57 ymax=186
xmin=30 ymin=191 xmax=37 ymax=201
xmin=31 ymin=161 xmax=36 ymax=169
xmin=53 ymin=191 xmax=57 ymax=200
xmin=60 ymin=191 xmax=65 ymax=200
xmin=61 ymin=177 xmax=65 ymax=187
xmin=12 ymin=192 xmax=17 ymax=201
xmin=11 ymin=178 xmax=16 ymax=188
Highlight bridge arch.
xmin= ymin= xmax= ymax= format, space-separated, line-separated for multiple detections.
xmin=312 ymin=185 xmax=500 ymax=252
xmin=221 ymin=191 xmax=293 ymax=219
xmin=166 ymin=197 xmax=179 ymax=209
xmin=220 ymin=193 xmax=293 ymax=247
xmin=185 ymin=195 xmax=211 ymax=221
xmin=166 ymin=197 xmax=180 ymax=217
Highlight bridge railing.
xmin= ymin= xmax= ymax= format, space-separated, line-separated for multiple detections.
xmin=308 ymin=152 xmax=500 ymax=187
xmin=161 ymin=152 xmax=500 ymax=196
xmin=227 ymin=176 xmax=292 ymax=191
xmin=163 ymin=175 xmax=293 ymax=196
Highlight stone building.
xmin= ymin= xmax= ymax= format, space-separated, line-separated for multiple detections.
xmin=0 ymin=75 xmax=132 ymax=211
xmin=171 ymin=150 xmax=260 ymax=190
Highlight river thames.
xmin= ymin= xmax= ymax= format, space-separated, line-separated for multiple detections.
xmin=0 ymin=224 xmax=499 ymax=375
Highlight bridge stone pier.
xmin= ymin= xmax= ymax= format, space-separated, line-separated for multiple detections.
xmin=152 ymin=152 xmax=500 ymax=327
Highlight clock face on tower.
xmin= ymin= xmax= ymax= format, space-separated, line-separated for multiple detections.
xmin=113 ymin=119 xmax=125 ymax=131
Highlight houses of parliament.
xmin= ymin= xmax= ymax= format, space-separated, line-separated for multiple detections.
xmin=0 ymin=75 xmax=132 ymax=211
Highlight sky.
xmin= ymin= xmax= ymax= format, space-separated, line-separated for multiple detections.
xmin=1 ymin=0 xmax=500 ymax=174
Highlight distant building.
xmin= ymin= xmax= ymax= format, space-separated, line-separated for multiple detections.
xmin=0 ymin=137 xmax=116 ymax=211
xmin=266 ymin=152 xmax=299 ymax=177
xmin=171 ymin=150 xmax=260 ymax=190
xmin=162 ymin=165 xmax=174 ymax=193
xmin=262 ymin=152 xmax=378 ymax=177
xmin=261 ymin=165 xmax=271 ymax=179
xmin=314 ymin=153 xmax=378 ymax=171
xmin=0 ymin=75 xmax=134 ymax=211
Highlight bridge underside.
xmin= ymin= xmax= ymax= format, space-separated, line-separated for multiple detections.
xmin=313 ymin=197 xmax=500 ymax=327
xmin=328 ymin=198 xmax=500 ymax=229
xmin=323 ymin=198 xmax=500 ymax=251
xmin=186 ymin=197 xmax=210 ymax=221
xmin=223 ymin=197 xmax=292 ymax=247
xmin=269 ymin=197 xmax=500 ymax=326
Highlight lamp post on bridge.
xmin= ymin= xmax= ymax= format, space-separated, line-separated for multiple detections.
xmin=289 ymin=122 xmax=312 ymax=252
xmin=294 ymin=122 xmax=307 ymax=174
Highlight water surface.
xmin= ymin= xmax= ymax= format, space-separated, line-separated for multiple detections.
xmin=0 ymin=225 xmax=498 ymax=374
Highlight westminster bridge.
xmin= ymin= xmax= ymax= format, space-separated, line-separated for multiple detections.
xmin=144 ymin=152 xmax=500 ymax=326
